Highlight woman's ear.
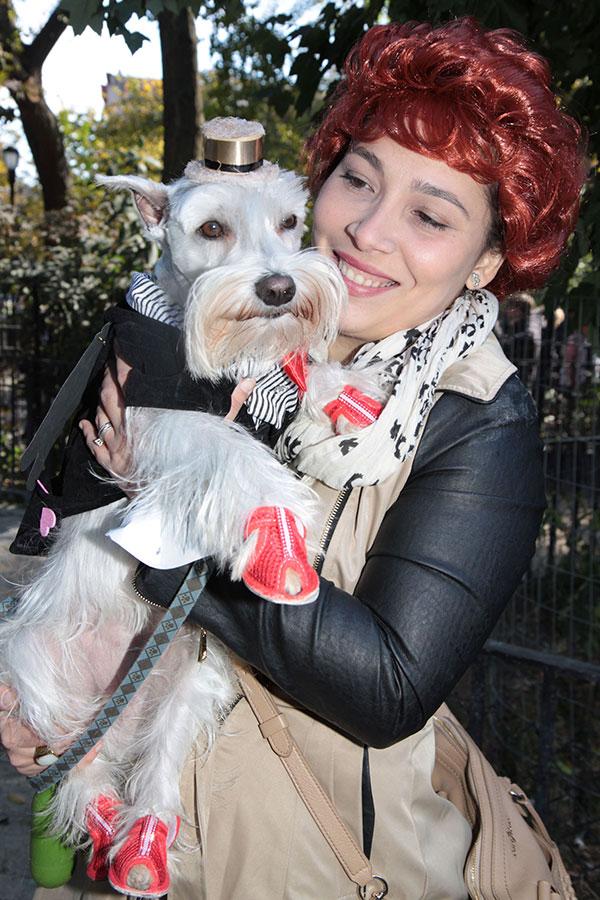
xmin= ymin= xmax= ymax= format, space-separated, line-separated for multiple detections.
xmin=469 ymin=246 xmax=504 ymax=290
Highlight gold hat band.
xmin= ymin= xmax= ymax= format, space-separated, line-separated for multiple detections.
xmin=203 ymin=135 xmax=263 ymax=170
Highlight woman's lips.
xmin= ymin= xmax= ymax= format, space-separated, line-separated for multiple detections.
xmin=334 ymin=251 xmax=398 ymax=296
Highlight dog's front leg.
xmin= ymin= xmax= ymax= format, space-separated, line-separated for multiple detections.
xmin=303 ymin=360 xmax=390 ymax=434
xmin=110 ymin=407 xmax=319 ymax=603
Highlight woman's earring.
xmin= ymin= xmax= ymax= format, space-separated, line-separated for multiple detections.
xmin=470 ymin=272 xmax=481 ymax=289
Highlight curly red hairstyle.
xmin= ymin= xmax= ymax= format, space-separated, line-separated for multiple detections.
xmin=305 ymin=18 xmax=586 ymax=298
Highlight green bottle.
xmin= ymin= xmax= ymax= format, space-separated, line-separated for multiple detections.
xmin=30 ymin=786 xmax=76 ymax=888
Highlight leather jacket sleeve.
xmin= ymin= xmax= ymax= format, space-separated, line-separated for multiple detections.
xmin=190 ymin=375 xmax=546 ymax=748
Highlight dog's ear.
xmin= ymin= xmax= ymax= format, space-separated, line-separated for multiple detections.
xmin=95 ymin=175 xmax=169 ymax=240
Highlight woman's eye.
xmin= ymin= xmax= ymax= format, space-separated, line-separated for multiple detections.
xmin=198 ymin=220 xmax=226 ymax=239
xmin=280 ymin=214 xmax=298 ymax=231
xmin=415 ymin=210 xmax=447 ymax=230
xmin=340 ymin=172 xmax=370 ymax=191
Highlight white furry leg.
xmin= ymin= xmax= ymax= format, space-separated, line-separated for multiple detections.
xmin=109 ymin=627 xmax=237 ymax=840
xmin=117 ymin=408 xmax=317 ymax=573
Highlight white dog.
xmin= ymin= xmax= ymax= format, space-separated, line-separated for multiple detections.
xmin=0 ymin=119 xmax=386 ymax=898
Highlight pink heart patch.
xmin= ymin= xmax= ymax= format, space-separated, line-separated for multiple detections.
xmin=39 ymin=506 xmax=57 ymax=538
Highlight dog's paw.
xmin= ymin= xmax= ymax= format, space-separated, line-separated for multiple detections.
xmin=323 ymin=385 xmax=384 ymax=434
xmin=108 ymin=814 xmax=179 ymax=898
xmin=240 ymin=506 xmax=319 ymax=605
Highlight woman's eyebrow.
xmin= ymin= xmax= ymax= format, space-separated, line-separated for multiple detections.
xmin=348 ymin=144 xmax=383 ymax=173
xmin=411 ymin=178 xmax=470 ymax=218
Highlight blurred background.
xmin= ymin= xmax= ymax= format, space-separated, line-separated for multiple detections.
xmin=0 ymin=0 xmax=598 ymax=896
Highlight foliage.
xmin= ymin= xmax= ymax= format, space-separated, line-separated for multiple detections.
xmin=0 ymin=194 xmax=149 ymax=369
xmin=0 ymin=71 xmax=165 ymax=362
xmin=58 ymin=76 xmax=163 ymax=197
xmin=58 ymin=0 xmax=235 ymax=53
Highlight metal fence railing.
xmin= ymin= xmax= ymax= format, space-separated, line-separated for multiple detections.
xmin=450 ymin=291 xmax=600 ymax=898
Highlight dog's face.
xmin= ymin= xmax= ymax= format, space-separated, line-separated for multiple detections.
xmin=98 ymin=167 xmax=346 ymax=379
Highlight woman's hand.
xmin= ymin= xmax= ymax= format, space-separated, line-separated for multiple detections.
xmin=0 ymin=684 xmax=44 ymax=776
xmin=79 ymin=356 xmax=133 ymax=479
xmin=0 ymin=685 xmax=101 ymax=776
xmin=79 ymin=356 xmax=256 ymax=480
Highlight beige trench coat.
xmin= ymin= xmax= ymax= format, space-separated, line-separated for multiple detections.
xmin=34 ymin=334 xmax=515 ymax=900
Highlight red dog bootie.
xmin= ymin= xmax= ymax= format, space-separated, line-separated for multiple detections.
xmin=108 ymin=814 xmax=180 ymax=898
xmin=324 ymin=385 xmax=383 ymax=432
xmin=243 ymin=506 xmax=319 ymax=604
xmin=85 ymin=794 xmax=120 ymax=881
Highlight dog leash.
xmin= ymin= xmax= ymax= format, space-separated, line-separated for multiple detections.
xmin=0 ymin=560 xmax=209 ymax=791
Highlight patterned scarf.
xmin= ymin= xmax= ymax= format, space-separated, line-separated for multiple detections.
xmin=276 ymin=289 xmax=499 ymax=489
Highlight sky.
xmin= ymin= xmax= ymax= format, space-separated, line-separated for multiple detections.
xmin=1 ymin=2 xmax=216 ymax=179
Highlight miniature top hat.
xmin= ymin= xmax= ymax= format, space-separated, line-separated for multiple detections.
xmin=201 ymin=117 xmax=265 ymax=173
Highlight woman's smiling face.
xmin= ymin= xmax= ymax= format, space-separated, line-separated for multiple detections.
xmin=312 ymin=137 xmax=503 ymax=345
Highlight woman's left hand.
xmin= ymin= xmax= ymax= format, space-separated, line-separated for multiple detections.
xmin=79 ymin=356 xmax=132 ymax=479
xmin=80 ymin=356 xmax=256 ymax=480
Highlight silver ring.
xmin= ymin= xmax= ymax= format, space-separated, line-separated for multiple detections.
xmin=97 ymin=422 xmax=114 ymax=438
xmin=93 ymin=437 xmax=105 ymax=447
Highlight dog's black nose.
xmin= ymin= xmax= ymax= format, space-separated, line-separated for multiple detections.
xmin=255 ymin=273 xmax=296 ymax=307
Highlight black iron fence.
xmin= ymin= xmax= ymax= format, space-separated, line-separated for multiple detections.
xmin=1 ymin=290 xmax=599 ymax=894
xmin=452 ymin=291 xmax=600 ymax=897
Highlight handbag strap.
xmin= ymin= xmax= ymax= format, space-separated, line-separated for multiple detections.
xmin=236 ymin=665 xmax=389 ymax=900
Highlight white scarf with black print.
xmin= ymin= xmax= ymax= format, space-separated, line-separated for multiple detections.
xmin=276 ymin=289 xmax=499 ymax=489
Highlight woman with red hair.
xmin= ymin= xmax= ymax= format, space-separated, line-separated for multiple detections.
xmin=5 ymin=16 xmax=585 ymax=899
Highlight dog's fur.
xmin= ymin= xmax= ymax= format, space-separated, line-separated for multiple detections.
xmin=0 ymin=159 xmax=383 ymax=886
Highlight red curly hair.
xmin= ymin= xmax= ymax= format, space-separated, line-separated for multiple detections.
xmin=305 ymin=18 xmax=586 ymax=298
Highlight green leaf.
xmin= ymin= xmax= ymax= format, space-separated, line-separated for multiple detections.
xmin=61 ymin=0 xmax=102 ymax=36
xmin=146 ymin=0 xmax=167 ymax=15
xmin=122 ymin=30 xmax=149 ymax=54
xmin=87 ymin=11 xmax=105 ymax=35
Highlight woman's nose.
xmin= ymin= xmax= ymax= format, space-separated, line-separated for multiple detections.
xmin=345 ymin=207 xmax=398 ymax=254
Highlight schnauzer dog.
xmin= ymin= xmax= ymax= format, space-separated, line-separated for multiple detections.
xmin=0 ymin=119 xmax=385 ymax=898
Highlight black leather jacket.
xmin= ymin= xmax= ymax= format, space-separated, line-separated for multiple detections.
xmin=190 ymin=374 xmax=545 ymax=748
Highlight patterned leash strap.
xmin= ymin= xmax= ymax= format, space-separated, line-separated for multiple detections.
xmin=0 ymin=560 xmax=209 ymax=791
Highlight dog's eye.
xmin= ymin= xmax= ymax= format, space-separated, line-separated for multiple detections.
xmin=198 ymin=220 xmax=226 ymax=239
xmin=280 ymin=215 xmax=298 ymax=231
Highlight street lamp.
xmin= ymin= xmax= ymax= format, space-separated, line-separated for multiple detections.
xmin=2 ymin=145 xmax=19 ymax=206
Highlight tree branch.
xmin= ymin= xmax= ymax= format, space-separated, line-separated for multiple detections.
xmin=22 ymin=6 xmax=68 ymax=72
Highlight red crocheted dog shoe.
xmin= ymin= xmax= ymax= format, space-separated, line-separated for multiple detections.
xmin=323 ymin=385 xmax=383 ymax=431
xmin=108 ymin=814 xmax=179 ymax=898
xmin=243 ymin=506 xmax=319 ymax=605
xmin=85 ymin=794 xmax=120 ymax=882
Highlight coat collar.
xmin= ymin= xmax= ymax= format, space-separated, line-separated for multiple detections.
xmin=437 ymin=332 xmax=516 ymax=403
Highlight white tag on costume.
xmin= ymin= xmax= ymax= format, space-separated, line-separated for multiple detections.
xmin=108 ymin=511 xmax=208 ymax=569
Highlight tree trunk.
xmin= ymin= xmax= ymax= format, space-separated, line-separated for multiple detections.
xmin=0 ymin=2 xmax=70 ymax=212
xmin=158 ymin=7 xmax=203 ymax=183
xmin=16 ymin=70 xmax=70 ymax=211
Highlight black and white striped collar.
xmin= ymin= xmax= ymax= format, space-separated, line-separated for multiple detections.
xmin=126 ymin=271 xmax=184 ymax=328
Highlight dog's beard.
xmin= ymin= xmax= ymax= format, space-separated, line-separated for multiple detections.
xmin=184 ymin=251 xmax=345 ymax=380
